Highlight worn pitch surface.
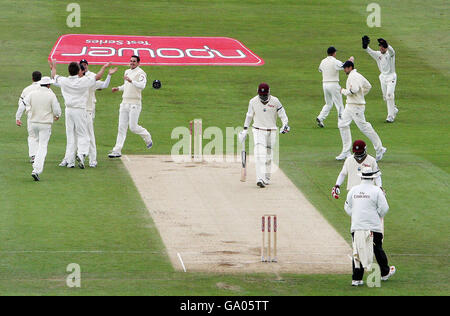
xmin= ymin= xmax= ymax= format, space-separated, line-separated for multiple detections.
xmin=122 ymin=155 xmax=351 ymax=274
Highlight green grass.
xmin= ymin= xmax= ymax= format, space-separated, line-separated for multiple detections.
xmin=0 ymin=0 xmax=448 ymax=295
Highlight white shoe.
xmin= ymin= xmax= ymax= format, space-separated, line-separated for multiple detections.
xmin=351 ymin=280 xmax=364 ymax=286
xmin=58 ymin=159 xmax=68 ymax=167
xmin=108 ymin=152 xmax=122 ymax=158
xmin=89 ymin=161 xmax=97 ymax=168
xmin=336 ymin=151 xmax=351 ymax=161
xmin=386 ymin=116 xmax=395 ymax=123
xmin=76 ymin=154 xmax=85 ymax=169
xmin=381 ymin=266 xmax=396 ymax=281
xmin=316 ymin=117 xmax=324 ymax=128
xmin=376 ymin=147 xmax=387 ymax=161
xmin=394 ymin=107 xmax=399 ymax=117
xmin=67 ymin=163 xmax=75 ymax=168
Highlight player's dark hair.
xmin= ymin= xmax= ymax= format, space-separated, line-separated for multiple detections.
xmin=131 ymin=55 xmax=140 ymax=63
xmin=68 ymin=62 xmax=80 ymax=76
xmin=32 ymin=71 xmax=42 ymax=82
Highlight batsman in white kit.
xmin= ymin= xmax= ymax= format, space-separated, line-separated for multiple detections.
xmin=23 ymin=77 xmax=61 ymax=181
xmin=15 ymin=71 xmax=42 ymax=164
xmin=332 ymin=139 xmax=382 ymax=199
xmin=109 ymin=55 xmax=153 ymax=158
xmin=316 ymin=46 xmax=354 ymax=128
xmin=362 ymin=36 xmax=398 ymax=123
xmin=239 ymin=83 xmax=290 ymax=188
xmin=337 ymin=61 xmax=387 ymax=162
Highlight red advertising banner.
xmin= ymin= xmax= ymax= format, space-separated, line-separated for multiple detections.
xmin=49 ymin=34 xmax=264 ymax=66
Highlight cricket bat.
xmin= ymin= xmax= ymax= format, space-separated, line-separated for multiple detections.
xmin=240 ymin=149 xmax=247 ymax=182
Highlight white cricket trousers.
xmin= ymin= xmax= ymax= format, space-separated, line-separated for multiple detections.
xmin=112 ymin=103 xmax=151 ymax=154
xmin=86 ymin=111 xmax=97 ymax=164
xmin=64 ymin=107 xmax=90 ymax=164
xmin=27 ymin=115 xmax=39 ymax=158
xmin=30 ymin=122 xmax=52 ymax=175
xmin=317 ymin=82 xmax=344 ymax=122
xmin=252 ymin=128 xmax=277 ymax=183
xmin=338 ymin=104 xmax=383 ymax=153
xmin=379 ymin=73 xmax=398 ymax=119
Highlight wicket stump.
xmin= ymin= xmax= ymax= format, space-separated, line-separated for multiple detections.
xmin=261 ymin=214 xmax=277 ymax=262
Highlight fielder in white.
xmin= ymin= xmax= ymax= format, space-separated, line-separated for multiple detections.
xmin=50 ymin=59 xmax=110 ymax=168
xmin=337 ymin=61 xmax=387 ymax=162
xmin=239 ymin=83 xmax=290 ymax=188
xmin=23 ymin=77 xmax=61 ymax=181
xmin=109 ymin=55 xmax=153 ymax=158
xmin=316 ymin=46 xmax=354 ymax=128
xmin=80 ymin=59 xmax=118 ymax=167
xmin=15 ymin=71 xmax=42 ymax=163
xmin=362 ymin=36 xmax=398 ymax=123
xmin=332 ymin=139 xmax=382 ymax=199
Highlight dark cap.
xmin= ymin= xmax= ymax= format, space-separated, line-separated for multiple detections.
xmin=327 ymin=46 xmax=337 ymax=55
xmin=342 ymin=60 xmax=354 ymax=68
xmin=257 ymin=83 xmax=270 ymax=95
xmin=352 ymin=140 xmax=366 ymax=154
xmin=79 ymin=59 xmax=88 ymax=65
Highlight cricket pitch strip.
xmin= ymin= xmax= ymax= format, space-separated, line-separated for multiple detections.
xmin=122 ymin=155 xmax=351 ymax=274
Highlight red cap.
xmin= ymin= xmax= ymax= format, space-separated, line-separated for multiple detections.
xmin=258 ymin=83 xmax=270 ymax=95
xmin=352 ymin=140 xmax=366 ymax=154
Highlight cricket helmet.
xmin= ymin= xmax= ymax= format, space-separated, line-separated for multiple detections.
xmin=352 ymin=140 xmax=367 ymax=158
xmin=258 ymin=83 xmax=270 ymax=102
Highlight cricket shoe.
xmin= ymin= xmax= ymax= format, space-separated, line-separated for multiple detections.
xmin=58 ymin=159 xmax=68 ymax=167
xmin=385 ymin=116 xmax=395 ymax=123
xmin=381 ymin=266 xmax=396 ymax=281
xmin=376 ymin=147 xmax=387 ymax=161
xmin=89 ymin=161 xmax=97 ymax=168
xmin=31 ymin=172 xmax=40 ymax=182
xmin=30 ymin=156 xmax=35 ymax=164
xmin=146 ymin=140 xmax=153 ymax=149
xmin=257 ymin=181 xmax=266 ymax=188
xmin=316 ymin=117 xmax=325 ymax=128
xmin=76 ymin=154 xmax=86 ymax=169
xmin=67 ymin=163 xmax=75 ymax=168
xmin=108 ymin=152 xmax=122 ymax=158
xmin=351 ymin=280 xmax=364 ymax=287
xmin=336 ymin=151 xmax=351 ymax=161
xmin=394 ymin=107 xmax=399 ymax=117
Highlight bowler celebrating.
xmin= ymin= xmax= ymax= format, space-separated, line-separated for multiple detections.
xmin=109 ymin=55 xmax=153 ymax=158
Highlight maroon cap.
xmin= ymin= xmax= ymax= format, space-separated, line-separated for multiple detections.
xmin=258 ymin=83 xmax=270 ymax=95
xmin=352 ymin=140 xmax=366 ymax=154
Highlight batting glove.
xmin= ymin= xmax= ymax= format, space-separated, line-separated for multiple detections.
xmin=238 ymin=129 xmax=248 ymax=144
xmin=280 ymin=124 xmax=290 ymax=134
xmin=331 ymin=185 xmax=340 ymax=199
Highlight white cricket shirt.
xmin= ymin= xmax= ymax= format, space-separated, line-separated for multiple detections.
xmin=54 ymin=75 xmax=96 ymax=109
xmin=341 ymin=69 xmax=372 ymax=105
xmin=245 ymin=95 xmax=288 ymax=130
xmin=25 ymin=87 xmax=61 ymax=124
xmin=318 ymin=56 xmax=344 ymax=82
xmin=365 ymin=45 xmax=396 ymax=76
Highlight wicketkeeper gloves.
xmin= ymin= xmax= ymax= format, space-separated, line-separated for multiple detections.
xmin=362 ymin=35 xmax=370 ymax=49
xmin=377 ymin=38 xmax=388 ymax=48
xmin=331 ymin=185 xmax=340 ymax=199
